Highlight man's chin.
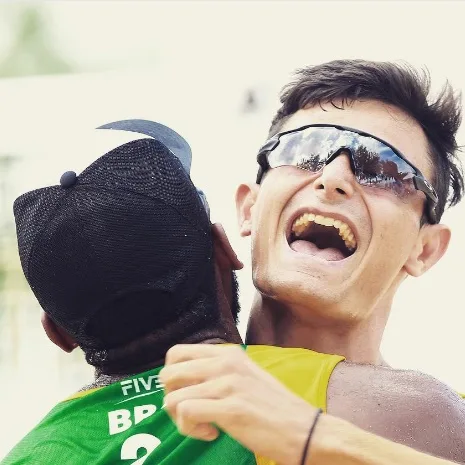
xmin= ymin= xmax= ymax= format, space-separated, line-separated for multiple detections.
xmin=256 ymin=274 xmax=346 ymax=308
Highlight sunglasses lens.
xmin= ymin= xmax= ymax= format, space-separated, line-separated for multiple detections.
xmin=352 ymin=134 xmax=416 ymax=196
xmin=267 ymin=127 xmax=341 ymax=173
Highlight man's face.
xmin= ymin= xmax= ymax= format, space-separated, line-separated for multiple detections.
xmin=239 ymin=100 xmax=448 ymax=323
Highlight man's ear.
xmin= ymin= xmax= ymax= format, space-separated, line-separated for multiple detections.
xmin=211 ymin=223 xmax=242 ymax=311
xmin=235 ymin=183 xmax=258 ymax=237
xmin=211 ymin=223 xmax=243 ymax=273
xmin=41 ymin=312 xmax=78 ymax=353
xmin=404 ymin=224 xmax=451 ymax=277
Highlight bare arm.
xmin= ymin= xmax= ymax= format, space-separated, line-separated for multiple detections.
xmin=160 ymin=345 xmax=464 ymax=465
xmin=327 ymin=363 xmax=465 ymax=462
xmin=310 ymin=414 xmax=461 ymax=465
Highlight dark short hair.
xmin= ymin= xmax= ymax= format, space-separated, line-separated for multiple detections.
xmin=86 ymin=269 xmax=241 ymax=372
xmin=269 ymin=59 xmax=464 ymax=222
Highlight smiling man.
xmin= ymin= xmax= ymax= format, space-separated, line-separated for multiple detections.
xmin=239 ymin=61 xmax=461 ymax=360
xmin=162 ymin=60 xmax=465 ymax=463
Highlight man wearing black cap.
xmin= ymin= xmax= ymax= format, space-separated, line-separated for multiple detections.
xmin=3 ymin=120 xmax=349 ymax=465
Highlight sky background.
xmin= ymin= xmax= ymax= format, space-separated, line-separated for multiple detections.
xmin=1 ymin=1 xmax=465 ymax=458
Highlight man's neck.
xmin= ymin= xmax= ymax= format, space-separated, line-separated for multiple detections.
xmin=87 ymin=334 xmax=232 ymax=390
xmin=245 ymin=293 xmax=389 ymax=365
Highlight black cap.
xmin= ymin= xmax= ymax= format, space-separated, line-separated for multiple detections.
xmin=97 ymin=119 xmax=210 ymax=217
xmin=14 ymin=124 xmax=212 ymax=350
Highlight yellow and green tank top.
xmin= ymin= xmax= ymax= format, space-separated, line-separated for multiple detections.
xmin=1 ymin=345 xmax=344 ymax=465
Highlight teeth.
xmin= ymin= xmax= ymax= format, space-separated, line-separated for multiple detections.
xmin=291 ymin=212 xmax=357 ymax=252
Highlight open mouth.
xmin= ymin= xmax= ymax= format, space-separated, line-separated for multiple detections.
xmin=288 ymin=213 xmax=357 ymax=261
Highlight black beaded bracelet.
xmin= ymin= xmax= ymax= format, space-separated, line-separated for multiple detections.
xmin=300 ymin=408 xmax=323 ymax=465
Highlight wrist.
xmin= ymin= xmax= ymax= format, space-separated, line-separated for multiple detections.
xmin=308 ymin=414 xmax=367 ymax=465
xmin=299 ymin=409 xmax=323 ymax=465
xmin=304 ymin=413 xmax=338 ymax=464
xmin=278 ymin=406 xmax=324 ymax=465
xmin=278 ymin=405 xmax=319 ymax=465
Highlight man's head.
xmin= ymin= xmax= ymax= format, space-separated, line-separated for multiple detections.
xmin=237 ymin=60 xmax=463 ymax=325
xmin=14 ymin=121 xmax=241 ymax=373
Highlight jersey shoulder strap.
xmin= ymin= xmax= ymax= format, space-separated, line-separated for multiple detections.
xmin=245 ymin=345 xmax=344 ymax=411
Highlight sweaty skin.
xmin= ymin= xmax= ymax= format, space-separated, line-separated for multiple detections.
xmin=327 ymin=363 xmax=465 ymax=462
xmin=161 ymin=345 xmax=465 ymax=465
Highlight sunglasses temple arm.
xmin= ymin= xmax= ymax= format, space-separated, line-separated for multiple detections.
xmin=413 ymin=176 xmax=439 ymax=224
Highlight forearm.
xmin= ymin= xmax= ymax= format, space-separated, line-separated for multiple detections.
xmin=160 ymin=345 xmax=462 ymax=465
xmin=307 ymin=414 xmax=459 ymax=465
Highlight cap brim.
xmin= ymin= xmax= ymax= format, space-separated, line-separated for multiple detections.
xmin=97 ymin=119 xmax=192 ymax=174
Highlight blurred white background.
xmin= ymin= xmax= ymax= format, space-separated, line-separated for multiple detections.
xmin=1 ymin=1 xmax=465 ymax=458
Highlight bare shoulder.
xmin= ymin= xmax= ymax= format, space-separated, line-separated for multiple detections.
xmin=327 ymin=362 xmax=465 ymax=462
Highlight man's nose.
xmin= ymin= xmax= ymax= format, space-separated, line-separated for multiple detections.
xmin=311 ymin=151 xmax=356 ymax=200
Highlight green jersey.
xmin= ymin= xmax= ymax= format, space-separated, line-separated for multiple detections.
xmin=2 ymin=365 xmax=257 ymax=465
xmin=2 ymin=346 xmax=345 ymax=465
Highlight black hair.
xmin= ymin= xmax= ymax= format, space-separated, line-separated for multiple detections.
xmin=270 ymin=60 xmax=464 ymax=222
